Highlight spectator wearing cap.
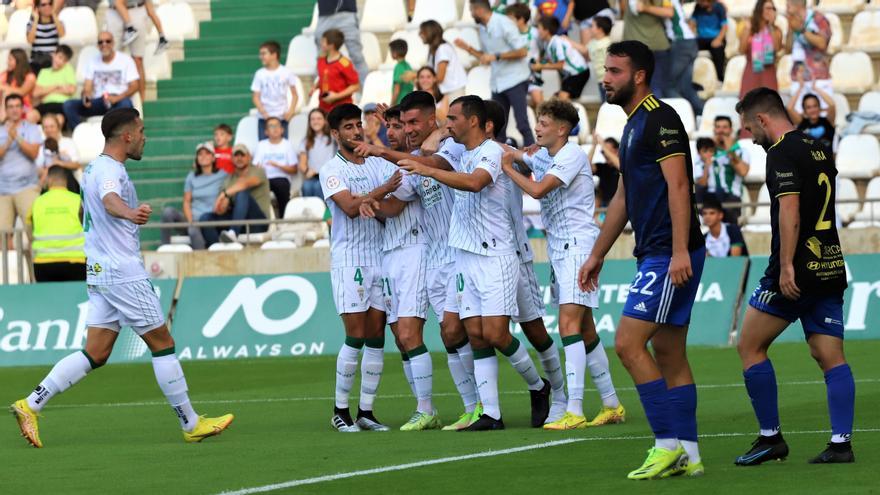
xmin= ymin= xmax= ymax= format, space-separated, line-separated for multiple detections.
xmin=27 ymin=165 xmax=86 ymax=282
xmin=253 ymin=116 xmax=300 ymax=219
xmin=160 ymin=142 xmax=228 ymax=249
xmin=201 ymin=143 xmax=272 ymax=246
xmin=702 ymin=195 xmax=748 ymax=257
xmin=0 ymin=94 xmax=43 ymax=246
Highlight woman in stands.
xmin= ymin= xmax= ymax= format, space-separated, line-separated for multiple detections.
xmin=738 ymin=0 xmax=782 ymax=99
xmin=787 ymin=73 xmax=837 ymax=152
xmin=415 ymin=66 xmax=449 ymax=123
xmin=0 ymin=48 xmax=38 ymax=122
xmin=160 ymin=142 xmax=228 ymax=250
xmin=298 ymin=108 xmax=336 ymax=199
xmin=420 ymin=20 xmax=466 ymax=121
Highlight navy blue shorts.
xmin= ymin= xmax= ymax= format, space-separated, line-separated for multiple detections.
xmin=748 ymin=276 xmax=845 ymax=339
xmin=622 ymin=247 xmax=706 ymax=327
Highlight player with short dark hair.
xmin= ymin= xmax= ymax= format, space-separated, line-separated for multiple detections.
xmin=734 ymin=87 xmax=854 ymax=465
xmin=579 ymin=40 xmax=707 ymax=479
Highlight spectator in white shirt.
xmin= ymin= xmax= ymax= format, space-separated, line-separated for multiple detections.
xmin=251 ymin=40 xmax=300 ymax=141
xmin=420 ymin=20 xmax=467 ymax=101
xmin=254 ymin=116 xmax=299 ymax=218
xmin=62 ymin=31 xmax=138 ymax=130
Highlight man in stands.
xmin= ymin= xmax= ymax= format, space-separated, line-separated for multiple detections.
xmin=63 ymin=31 xmax=139 ymax=130
xmin=0 ymin=94 xmax=43 ymax=248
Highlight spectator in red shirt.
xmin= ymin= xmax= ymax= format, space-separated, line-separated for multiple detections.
xmin=313 ymin=29 xmax=360 ymax=114
xmin=213 ymin=123 xmax=234 ymax=174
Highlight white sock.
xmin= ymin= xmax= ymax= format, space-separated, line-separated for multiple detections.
xmin=538 ymin=344 xmax=566 ymax=404
xmin=585 ymin=340 xmax=619 ymax=408
xmin=760 ymin=427 xmax=780 ymax=437
xmin=409 ymin=349 xmax=433 ymax=414
xmin=656 ymin=438 xmax=679 ymax=451
xmin=359 ymin=345 xmax=384 ymax=411
xmin=27 ymin=351 xmax=93 ymax=412
xmin=447 ymin=350 xmax=478 ymax=413
xmin=504 ymin=339 xmax=543 ymax=391
xmin=335 ymin=344 xmax=361 ymax=409
xmin=457 ymin=342 xmax=475 ymax=383
xmin=681 ymin=440 xmax=701 ymax=464
xmin=152 ymin=351 xmax=199 ymax=432
xmin=473 ymin=353 xmax=500 ymax=419
xmin=563 ymin=340 xmax=587 ymax=417
xmin=401 ymin=357 xmax=417 ymax=398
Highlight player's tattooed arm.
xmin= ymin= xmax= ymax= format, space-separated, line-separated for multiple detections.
xmin=579 ymin=176 xmax=626 ymax=292
xmin=399 ymin=159 xmax=491 ymax=192
xmin=660 ymin=155 xmax=694 ymax=288
xmin=103 ymin=192 xmax=151 ymax=225
xmin=778 ymin=194 xmax=802 ymax=300
xmin=501 ymin=151 xmax=561 ymax=199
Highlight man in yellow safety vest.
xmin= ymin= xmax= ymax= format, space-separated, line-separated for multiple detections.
xmin=27 ymin=165 xmax=85 ymax=282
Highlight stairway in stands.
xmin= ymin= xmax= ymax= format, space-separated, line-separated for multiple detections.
xmin=134 ymin=0 xmax=313 ymax=247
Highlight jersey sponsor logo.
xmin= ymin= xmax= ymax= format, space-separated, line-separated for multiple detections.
xmin=659 ymin=126 xmax=679 ymax=136
xmin=633 ymin=301 xmax=648 ymax=312
xmin=811 ymin=150 xmax=828 ymax=161
xmin=660 ymin=139 xmax=680 ymax=148
xmin=102 ymin=179 xmax=116 ymax=191
xmin=626 ymin=128 xmax=635 ymax=149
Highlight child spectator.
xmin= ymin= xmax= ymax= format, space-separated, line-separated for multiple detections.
xmin=690 ymin=0 xmax=728 ymax=82
xmin=694 ymin=136 xmax=715 ymax=203
xmin=33 ymin=44 xmax=76 ymax=128
xmin=535 ymin=0 xmax=573 ymax=33
xmin=251 ymin=40 xmax=300 ymax=141
xmin=213 ymin=123 xmax=234 ymax=174
xmin=298 ymin=108 xmax=336 ymax=198
xmin=532 ymin=16 xmax=590 ymax=101
xmin=588 ymin=16 xmax=612 ymax=102
xmin=702 ymin=195 xmax=748 ymax=257
xmin=506 ymin=3 xmax=544 ymax=107
xmin=390 ymin=39 xmax=415 ymax=105
xmin=0 ymin=49 xmax=38 ymax=122
xmin=314 ymin=29 xmax=360 ymax=114
xmin=253 ymin=116 xmax=299 ymax=218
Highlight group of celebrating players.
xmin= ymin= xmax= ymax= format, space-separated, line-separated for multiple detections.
xmin=11 ymin=39 xmax=856 ymax=481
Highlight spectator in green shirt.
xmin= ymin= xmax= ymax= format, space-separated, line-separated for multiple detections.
xmin=33 ymin=45 xmax=76 ymax=130
xmin=390 ymin=39 xmax=415 ymax=105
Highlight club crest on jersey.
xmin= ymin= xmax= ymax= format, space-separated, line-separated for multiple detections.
xmin=326 ymin=176 xmax=340 ymax=189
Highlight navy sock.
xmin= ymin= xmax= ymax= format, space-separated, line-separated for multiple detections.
xmin=668 ymin=384 xmax=698 ymax=442
xmin=635 ymin=378 xmax=676 ymax=440
xmin=824 ymin=363 xmax=855 ymax=440
xmin=743 ymin=359 xmax=780 ymax=432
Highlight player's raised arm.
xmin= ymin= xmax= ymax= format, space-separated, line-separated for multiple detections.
xmin=399 ymin=159 xmax=491 ymax=192
xmin=502 ymin=151 xmax=562 ymax=199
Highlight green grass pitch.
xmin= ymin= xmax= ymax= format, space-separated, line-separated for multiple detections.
xmin=2 ymin=341 xmax=878 ymax=494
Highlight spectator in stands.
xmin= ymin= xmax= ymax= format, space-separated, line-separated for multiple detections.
xmin=213 ymin=123 xmax=234 ymax=174
xmin=363 ymin=103 xmax=389 ymax=148
xmin=702 ymin=195 xmax=748 ymax=257
xmin=787 ymin=81 xmax=836 ymax=152
xmin=572 ymin=0 xmax=615 ymax=44
xmin=0 ymin=94 xmax=43 ymax=246
xmin=786 ymin=0 xmax=832 ymax=113
xmin=588 ymin=16 xmax=612 ymax=102
xmin=390 ymin=39 xmax=415 ymax=105
xmin=298 ymin=108 xmax=335 ymax=199
xmin=690 ymin=0 xmax=727 ymax=82
xmin=33 ymin=44 xmax=76 ymax=129
xmin=455 ymin=0 xmax=535 ymax=145
xmin=36 ymin=114 xmax=79 ymax=192
xmin=57 ymin=0 xmax=100 ymax=10
xmin=421 ymin=21 xmax=468 ymax=103
xmin=415 ymin=66 xmax=447 ymax=122
xmin=505 ymin=4 xmax=544 ymax=107
xmin=63 ymin=31 xmax=138 ymax=130
xmin=161 ymin=142 xmax=227 ymax=250
xmin=693 ymin=136 xmax=715 ymax=203
xmin=254 ymin=117 xmax=300 ymax=218
xmin=739 ymin=0 xmax=782 ymax=99
xmin=0 ymin=49 xmax=38 ymax=123
xmin=201 ymin=144 xmax=271 ymax=246
xmin=27 ymin=165 xmax=86 ymax=282
xmin=709 ymin=115 xmax=749 ymax=224
xmin=313 ymin=29 xmax=360 ymax=115
xmin=315 ymin=0 xmax=369 ymax=86
xmin=26 ymin=0 xmax=65 ymax=74
xmin=589 ymin=133 xmax=619 ymax=208
xmin=622 ymin=0 xmax=673 ymax=98
xmin=252 ymin=40 xmax=299 ymax=141
xmin=106 ymin=0 xmax=169 ymax=104
xmin=532 ymin=16 xmax=590 ymax=101
xmin=535 ymin=0 xmax=574 ymax=33
xmin=665 ymin=0 xmax=703 ymax=114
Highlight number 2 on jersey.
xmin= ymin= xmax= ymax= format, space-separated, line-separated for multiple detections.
xmin=815 ymin=173 xmax=832 ymax=231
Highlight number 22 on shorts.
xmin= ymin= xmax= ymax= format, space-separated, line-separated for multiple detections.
xmin=630 ymin=270 xmax=658 ymax=295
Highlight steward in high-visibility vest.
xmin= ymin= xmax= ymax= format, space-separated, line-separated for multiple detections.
xmin=28 ymin=166 xmax=86 ymax=282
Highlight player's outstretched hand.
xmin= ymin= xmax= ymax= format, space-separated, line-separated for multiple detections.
xmin=522 ymin=144 xmax=540 ymax=156
xmin=420 ymin=128 xmax=446 ymax=155
xmin=579 ymin=255 xmax=603 ymax=292
xmin=668 ymin=251 xmax=693 ymax=288
xmin=131 ymin=204 xmax=152 ymax=225
xmin=779 ymin=264 xmax=801 ymax=300
xmin=352 ymin=140 xmax=379 ymax=158
xmin=382 ymin=170 xmax=403 ymax=193
xmin=360 ymin=199 xmax=380 ymax=218
xmin=501 ymin=151 xmax=516 ymax=174
xmin=399 ymin=159 xmax=428 ymax=177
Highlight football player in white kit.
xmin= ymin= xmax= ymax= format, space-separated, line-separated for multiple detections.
xmin=321 ymin=103 xmax=402 ymax=433
xmin=400 ymin=96 xmax=550 ymax=431
xmin=502 ymin=99 xmax=624 ymax=430
xmin=11 ymin=109 xmax=233 ymax=448
xmin=357 ymin=93 xmax=481 ymax=431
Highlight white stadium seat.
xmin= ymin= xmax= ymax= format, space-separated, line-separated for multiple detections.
xmin=818 ymin=0 xmax=866 ymax=16
xmin=301 ymin=3 xmax=319 ymax=35
xmin=58 ymin=7 xmax=97 ymax=47
xmin=148 ymin=2 xmax=196 ymax=42
xmin=360 ymin=0 xmax=408 ymax=33
xmin=852 ymin=177 xmax=880 ymax=223
xmin=718 ymin=55 xmax=745 ymax=96
xmin=286 ymin=113 xmax=309 ymax=149
xmin=261 ymin=240 xmax=299 ymax=250
xmin=831 ymin=52 xmax=875 ymax=93
xmin=384 ymin=30 xmax=428 ymax=69
xmin=505 ymin=106 xmax=537 ymax=148
xmin=860 ymin=91 xmax=880 ymax=112
xmin=726 ymin=0 xmax=755 ymax=17
xmin=143 ymin=41 xmax=171 ymax=82
xmin=610 ymin=20 xmax=624 ymax=42
xmin=466 ymin=65 xmax=491 ymax=100
xmin=157 ymin=244 xmax=193 ymax=253
xmin=776 ymin=54 xmax=793 ymax=93
xmin=826 ymin=12 xmax=844 ymax=54
xmin=837 ymin=178 xmax=860 ymax=224
xmin=72 ymin=122 xmax=105 ymax=164
xmin=285 ymin=197 xmax=327 ymax=221
xmin=0 ymin=8 xmax=31 ymax=48
xmin=455 ymin=0 xmax=477 ymax=27
xmin=572 ymin=102 xmax=592 ymax=144
xmin=358 ymin=69 xmax=393 ymax=106
xmin=594 ymin=103 xmax=627 ymax=142
xmin=447 ymin=26 xmax=479 ymax=68
xmin=410 ymin=0 xmax=458 ymax=28
xmin=662 ymin=98 xmax=696 ymax=135
xmin=286 ymin=35 xmax=318 ymax=77
xmin=234 ymin=115 xmax=259 ymax=158
xmin=208 ymin=242 xmax=244 ymax=251
xmin=341 ymin=32 xmax=383 ymax=71
xmin=698 ymin=97 xmax=740 ymax=136
xmin=693 ymin=57 xmax=718 ymax=99
xmin=312 ymin=238 xmax=331 ymax=248
xmin=739 ymin=139 xmax=767 ymax=183
xmin=0 ymin=10 xmax=7 ymax=39
xmin=836 ymin=134 xmax=880 ymax=179
xmin=725 ymin=17 xmax=740 ymax=59
xmin=847 ymin=11 xmax=880 ymax=51
xmin=743 ymin=184 xmax=771 ymax=231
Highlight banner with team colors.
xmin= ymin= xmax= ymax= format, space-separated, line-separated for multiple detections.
xmin=0 ymin=255 xmax=877 ymax=367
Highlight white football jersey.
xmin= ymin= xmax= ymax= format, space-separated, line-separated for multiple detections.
xmin=81 ymin=154 xmax=149 ymax=285
xmin=448 ymin=139 xmax=516 ymax=256
xmin=506 ymin=169 xmax=535 ymax=263
xmin=523 ymin=142 xmax=599 ymax=259
xmin=320 ymin=153 xmax=397 ymax=268
xmin=383 ymin=150 xmax=425 ymax=252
